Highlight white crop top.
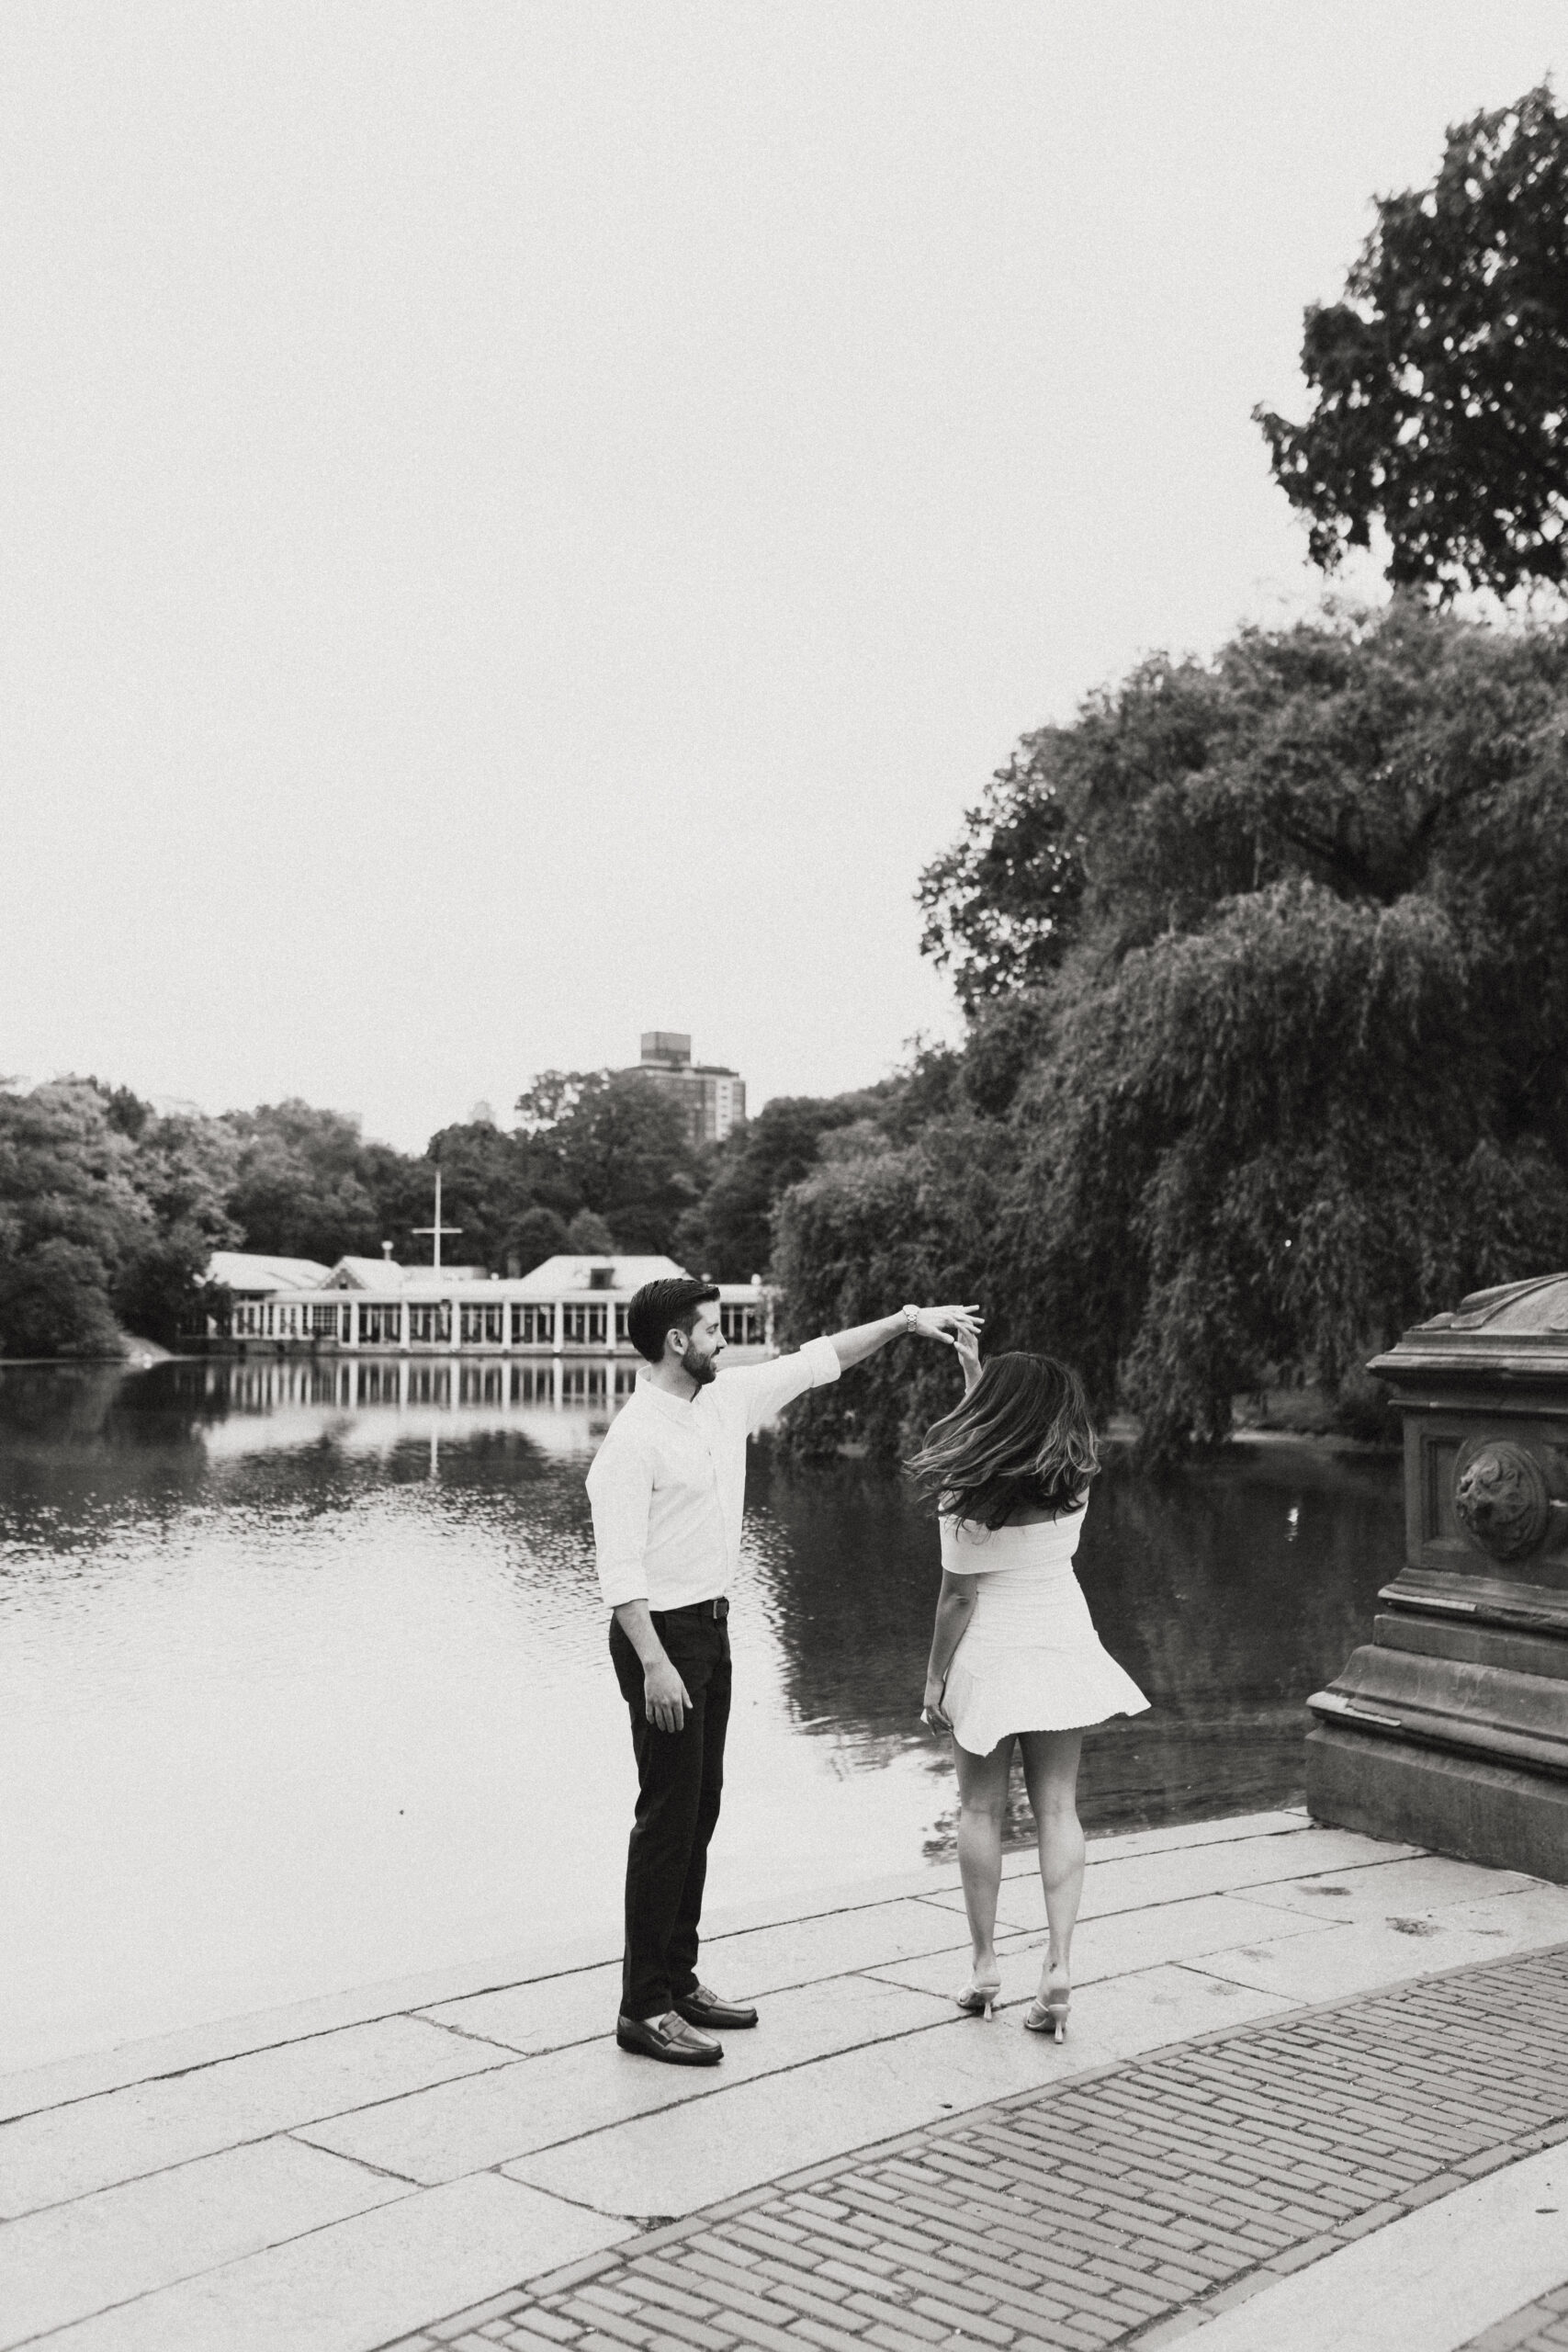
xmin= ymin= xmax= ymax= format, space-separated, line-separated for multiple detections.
xmin=938 ymin=1504 xmax=1088 ymax=1574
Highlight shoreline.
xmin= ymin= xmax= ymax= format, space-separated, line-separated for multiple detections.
xmin=2 ymin=1353 xmax=1404 ymax=1457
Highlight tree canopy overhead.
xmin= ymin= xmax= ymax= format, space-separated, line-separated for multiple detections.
xmin=1256 ymin=85 xmax=1568 ymax=601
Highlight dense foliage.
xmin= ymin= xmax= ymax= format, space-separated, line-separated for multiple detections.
xmin=672 ymin=1091 xmax=893 ymax=1279
xmin=0 ymin=1083 xmax=239 ymax=1356
xmin=1256 ymin=85 xmax=1568 ymax=600
xmin=779 ymin=604 xmax=1568 ymax=1460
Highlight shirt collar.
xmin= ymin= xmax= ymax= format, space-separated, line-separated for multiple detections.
xmin=632 ymin=1371 xmax=704 ymax=1423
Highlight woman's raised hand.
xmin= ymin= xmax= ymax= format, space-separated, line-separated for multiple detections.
xmin=951 ymin=1319 xmax=983 ymax=1395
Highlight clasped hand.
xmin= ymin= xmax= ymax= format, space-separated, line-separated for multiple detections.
xmin=908 ymin=1303 xmax=983 ymax=1346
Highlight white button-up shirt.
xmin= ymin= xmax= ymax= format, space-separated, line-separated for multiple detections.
xmin=585 ymin=1337 xmax=843 ymax=1611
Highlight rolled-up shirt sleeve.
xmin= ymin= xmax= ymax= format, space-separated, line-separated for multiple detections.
xmin=586 ymin=1432 xmax=655 ymax=1609
xmin=722 ymin=1333 xmax=843 ymax=1436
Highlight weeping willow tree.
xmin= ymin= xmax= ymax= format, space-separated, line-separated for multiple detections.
xmin=779 ymin=603 xmax=1568 ymax=1460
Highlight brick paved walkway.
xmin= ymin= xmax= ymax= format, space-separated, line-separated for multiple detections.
xmin=389 ymin=1941 xmax=1568 ymax=2352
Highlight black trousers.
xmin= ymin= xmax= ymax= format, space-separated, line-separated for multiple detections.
xmin=609 ymin=1604 xmax=732 ymax=2021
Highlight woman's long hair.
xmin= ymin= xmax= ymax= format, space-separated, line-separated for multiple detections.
xmin=906 ymin=1351 xmax=1100 ymax=1530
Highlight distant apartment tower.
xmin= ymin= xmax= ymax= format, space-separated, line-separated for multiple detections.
xmin=632 ymin=1032 xmax=747 ymax=1147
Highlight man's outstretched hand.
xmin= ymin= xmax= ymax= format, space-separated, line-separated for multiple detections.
xmin=908 ymin=1304 xmax=984 ymax=1345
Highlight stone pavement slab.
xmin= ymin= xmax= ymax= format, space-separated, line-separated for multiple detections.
xmin=419 ymin=1898 xmax=977 ymax=2054
xmin=865 ymin=1889 xmax=1328 ymax=2003
xmin=419 ymin=1963 xmax=626 ymax=2058
xmin=0 ymin=2015 xmax=501 ymax=2217
xmin=1238 ymin=1852 xmax=1538 ymax=1925
xmin=1190 ymin=1881 xmax=1568 ymax=2005
xmin=301 ymin=1977 xmax=955 ymax=2184
xmin=0 ymin=2137 xmax=402 ymax=2344
xmin=29 ymin=2176 xmax=632 ymax=2352
xmin=424 ymin=1939 xmax=1568 ymax=2352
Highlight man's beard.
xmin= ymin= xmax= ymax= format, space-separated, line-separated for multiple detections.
xmin=681 ymin=1340 xmax=718 ymax=1386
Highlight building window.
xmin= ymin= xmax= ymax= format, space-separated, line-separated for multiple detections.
xmin=511 ymin=1304 xmax=555 ymax=1345
xmin=615 ymin=1304 xmax=628 ymax=1343
xmin=720 ymin=1302 xmax=765 ymax=1345
xmin=341 ymin=1304 xmax=353 ymax=1340
xmin=358 ymin=1304 xmax=401 ymax=1345
xmin=459 ymin=1303 xmax=505 ymax=1345
xmin=309 ymin=1304 xmax=339 ymax=1336
xmin=561 ymin=1302 xmax=607 ymax=1345
xmin=407 ymin=1304 xmax=452 ymax=1344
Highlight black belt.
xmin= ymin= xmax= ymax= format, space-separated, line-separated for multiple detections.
xmin=652 ymin=1597 xmax=729 ymax=1623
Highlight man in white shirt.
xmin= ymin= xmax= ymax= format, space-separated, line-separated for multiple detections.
xmin=588 ymin=1275 xmax=981 ymax=2066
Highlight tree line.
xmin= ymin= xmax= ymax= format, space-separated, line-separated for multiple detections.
xmin=0 ymin=1059 xmax=908 ymax=1358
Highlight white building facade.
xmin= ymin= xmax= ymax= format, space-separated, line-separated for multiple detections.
xmin=205 ymin=1251 xmax=773 ymax=1359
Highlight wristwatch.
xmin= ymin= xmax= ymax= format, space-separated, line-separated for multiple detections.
xmin=901 ymin=1304 xmax=924 ymax=1336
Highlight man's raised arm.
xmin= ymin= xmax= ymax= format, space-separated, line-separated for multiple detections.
xmin=725 ymin=1305 xmax=982 ymax=1432
xmin=827 ymin=1303 xmax=982 ymax=1371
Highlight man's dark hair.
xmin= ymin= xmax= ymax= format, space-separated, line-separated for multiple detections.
xmin=626 ymin=1277 xmax=720 ymax=1365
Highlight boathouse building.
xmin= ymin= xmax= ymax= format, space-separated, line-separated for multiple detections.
xmin=206 ymin=1251 xmax=773 ymax=1358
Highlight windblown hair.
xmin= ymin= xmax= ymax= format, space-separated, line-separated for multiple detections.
xmin=626 ymin=1276 xmax=719 ymax=1365
xmin=906 ymin=1351 xmax=1100 ymax=1530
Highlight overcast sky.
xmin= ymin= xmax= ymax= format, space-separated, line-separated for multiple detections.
xmin=4 ymin=4 xmax=1562 ymax=1149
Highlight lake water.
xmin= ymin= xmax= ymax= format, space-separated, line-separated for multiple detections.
xmin=0 ymin=1358 xmax=1402 ymax=2074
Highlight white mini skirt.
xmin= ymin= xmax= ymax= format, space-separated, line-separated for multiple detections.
xmin=939 ymin=1509 xmax=1149 ymax=1756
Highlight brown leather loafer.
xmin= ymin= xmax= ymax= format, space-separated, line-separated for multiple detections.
xmin=673 ymin=1984 xmax=759 ymax=2030
xmin=615 ymin=2010 xmax=723 ymax=2065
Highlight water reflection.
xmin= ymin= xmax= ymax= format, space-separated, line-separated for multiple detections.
xmin=0 ymin=1358 xmax=1402 ymax=2069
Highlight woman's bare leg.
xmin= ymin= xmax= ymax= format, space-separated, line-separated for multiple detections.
xmin=953 ymin=1735 xmax=1013 ymax=1990
xmin=1020 ymin=1729 xmax=1085 ymax=2001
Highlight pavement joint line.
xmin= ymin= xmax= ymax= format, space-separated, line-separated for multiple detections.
xmin=386 ymin=1936 xmax=1568 ymax=2352
xmin=418 ymin=2015 xmax=542 ymax=2058
xmin=281 ymin=2128 xmax=425 ymax=2188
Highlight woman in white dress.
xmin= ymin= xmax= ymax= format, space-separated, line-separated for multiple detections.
xmin=908 ymin=1335 xmax=1147 ymax=2039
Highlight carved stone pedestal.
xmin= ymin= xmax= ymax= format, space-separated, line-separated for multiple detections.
xmin=1306 ymin=1273 xmax=1568 ymax=1883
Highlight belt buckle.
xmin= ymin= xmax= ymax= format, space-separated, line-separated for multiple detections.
xmin=713 ymin=1597 xmax=729 ymax=1623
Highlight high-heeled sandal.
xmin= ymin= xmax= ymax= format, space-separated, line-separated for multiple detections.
xmin=955 ymin=1977 xmax=1001 ymax=2022
xmin=1023 ymin=1984 xmax=1071 ymax=2041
